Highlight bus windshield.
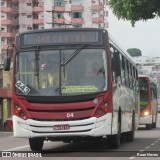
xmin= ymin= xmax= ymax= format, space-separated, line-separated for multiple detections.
xmin=14 ymin=48 xmax=107 ymax=96
xmin=139 ymin=78 xmax=149 ymax=111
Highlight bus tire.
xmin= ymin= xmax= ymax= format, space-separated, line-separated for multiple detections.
xmin=29 ymin=138 xmax=44 ymax=151
xmin=125 ymin=112 xmax=135 ymax=142
xmin=146 ymin=124 xmax=152 ymax=130
xmin=108 ymin=112 xmax=121 ymax=149
xmin=152 ymin=122 xmax=156 ymax=128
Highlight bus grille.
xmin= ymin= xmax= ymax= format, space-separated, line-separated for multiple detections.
xmin=26 ymin=106 xmax=95 ymax=121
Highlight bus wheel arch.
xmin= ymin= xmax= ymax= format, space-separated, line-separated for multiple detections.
xmin=152 ymin=111 xmax=157 ymax=128
xmin=152 ymin=121 xmax=157 ymax=128
xmin=108 ymin=107 xmax=121 ymax=149
xmin=125 ymin=110 xmax=135 ymax=142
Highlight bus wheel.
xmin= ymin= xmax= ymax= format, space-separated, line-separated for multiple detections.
xmin=108 ymin=118 xmax=121 ymax=149
xmin=29 ymin=138 xmax=44 ymax=151
xmin=126 ymin=112 xmax=135 ymax=142
xmin=146 ymin=124 xmax=152 ymax=130
xmin=152 ymin=122 xmax=156 ymax=128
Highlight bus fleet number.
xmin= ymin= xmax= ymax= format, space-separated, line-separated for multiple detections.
xmin=66 ymin=113 xmax=74 ymax=118
xmin=15 ymin=80 xmax=30 ymax=95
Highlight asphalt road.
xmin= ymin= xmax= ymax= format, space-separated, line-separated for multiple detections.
xmin=0 ymin=114 xmax=160 ymax=160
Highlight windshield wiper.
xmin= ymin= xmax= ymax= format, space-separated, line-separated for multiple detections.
xmin=34 ymin=46 xmax=40 ymax=88
xmin=61 ymin=44 xmax=86 ymax=66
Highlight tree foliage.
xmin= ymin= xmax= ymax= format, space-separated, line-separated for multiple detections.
xmin=127 ymin=48 xmax=142 ymax=57
xmin=109 ymin=0 xmax=160 ymax=26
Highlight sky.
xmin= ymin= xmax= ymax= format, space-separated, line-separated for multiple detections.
xmin=108 ymin=9 xmax=160 ymax=57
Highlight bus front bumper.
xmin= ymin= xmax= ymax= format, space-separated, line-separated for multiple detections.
xmin=13 ymin=114 xmax=112 ymax=138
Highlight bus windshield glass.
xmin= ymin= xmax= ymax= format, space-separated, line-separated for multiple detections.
xmin=14 ymin=48 xmax=107 ymax=96
xmin=139 ymin=78 xmax=149 ymax=111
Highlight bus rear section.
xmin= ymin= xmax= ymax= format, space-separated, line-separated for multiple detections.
xmin=139 ymin=75 xmax=158 ymax=129
xmin=9 ymin=28 xmax=139 ymax=151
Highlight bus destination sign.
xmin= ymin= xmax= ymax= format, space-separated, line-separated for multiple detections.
xmin=21 ymin=31 xmax=102 ymax=47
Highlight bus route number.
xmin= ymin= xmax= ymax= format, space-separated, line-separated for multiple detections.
xmin=15 ymin=80 xmax=30 ymax=95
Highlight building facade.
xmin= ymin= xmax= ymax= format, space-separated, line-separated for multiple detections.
xmin=0 ymin=0 xmax=108 ymax=130
xmin=133 ymin=56 xmax=160 ymax=97
xmin=132 ymin=56 xmax=160 ymax=75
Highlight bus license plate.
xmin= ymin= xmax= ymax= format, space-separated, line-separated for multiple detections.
xmin=53 ymin=124 xmax=70 ymax=130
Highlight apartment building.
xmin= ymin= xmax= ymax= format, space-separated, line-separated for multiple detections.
xmin=0 ymin=0 xmax=109 ymax=130
xmin=19 ymin=0 xmax=108 ymax=31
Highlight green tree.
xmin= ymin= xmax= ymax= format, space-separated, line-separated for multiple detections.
xmin=127 ymin=48 xmax=142 ymax=57
xmin=109 ymin=0 xmax=160 ymax=26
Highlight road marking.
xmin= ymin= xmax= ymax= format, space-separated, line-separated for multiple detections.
xmin=0 ymin=132 xmax=12 ymax=134
xmin=129 ymin=137 xmax=160 ymax=159
xmin=129 ymin=157 xmax=136 ymax=159
xmin=139 ymin=150 xmax=145 ymax=152
xmin=3 ymin=141 xmax=51 ymax=151
xmin=3 ymin=145 xmax=30 ymax=151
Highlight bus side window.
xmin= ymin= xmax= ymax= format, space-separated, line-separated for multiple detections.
xmin=121 ymin=56 xmax=126 ymax=85
xmin=123 ymin=57 xmax=128 ymax=87
xmin=111 ymin=50 xmax=121 ymax=83
xmin=128 ymin=62 xmax=132 ymax=89
xmin=119 ymin=54 xmax=123 ymax=84
xmin=154 ymin=84 xmax=158 ymax=98
xmin=135 ymin=69 xmax=139 ymax=92
xmin=151 ymin=83 xmax=157 ymax=99
xmin=133 ymin=67 xmax=137 ymax=91
xmin=110 ymin=45 xmax=116 ymax=83
xmin=111 ymin=53 xmax=116 ymax=83
xmin=125 ymin=59 xmax=130 ymax=88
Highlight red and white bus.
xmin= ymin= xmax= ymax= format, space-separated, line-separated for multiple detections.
xmin=4 ymin=28 xmax=140 ymax=151
xmin=138 ymin=75 xmax=158 ymax=129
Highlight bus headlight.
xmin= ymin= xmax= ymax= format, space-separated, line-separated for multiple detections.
xmin=143 ymin=111 xmax=150 ymax=116
xmin=14 ymin=105 xmax=27 ymax=120
xmin=95 ymin=102 xmax=109 ymax=118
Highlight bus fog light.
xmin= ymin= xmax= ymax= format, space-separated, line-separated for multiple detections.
xmin=19 ymin=112 xmax=27 ymax=120
xmin=104 ymin=103 xmax=108 ymax=107
xmin=19 ymin=112 xmax=25 ymax=117
xmin=14 ymin=105 xmax=19 ymax=109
